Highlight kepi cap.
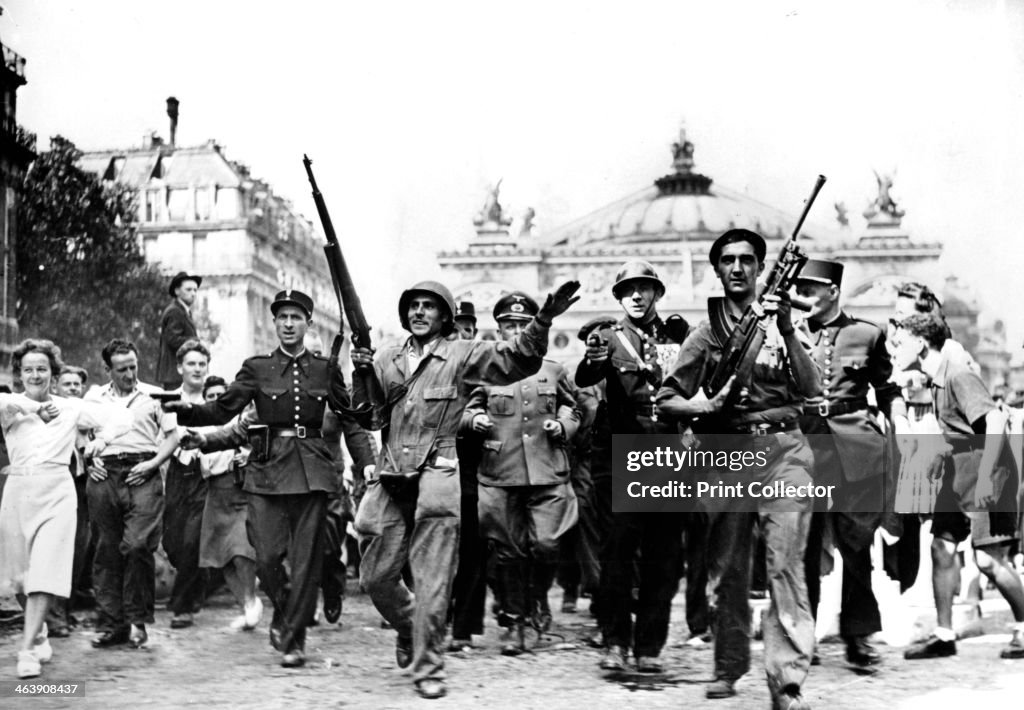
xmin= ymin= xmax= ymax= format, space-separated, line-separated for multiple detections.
xmin=796 ymin=259 xmax=843 ymax=288
xmin=270 ymin=289 xmax=314 ymax=318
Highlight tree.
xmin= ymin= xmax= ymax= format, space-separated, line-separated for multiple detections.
xmin=16 ymin=136 xmax=167 ymax=383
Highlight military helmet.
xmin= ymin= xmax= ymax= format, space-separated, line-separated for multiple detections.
xmin=611 ymin=260 xmax=665 ymax=299
xmin=398 ymin=280 xmax=457 ymax=336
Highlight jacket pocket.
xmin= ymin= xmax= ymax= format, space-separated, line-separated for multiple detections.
xmin=487 ymin=386 xmax=516 ymax=416
xmin=422 ymin=386 xmax=458 ymax=428
xmin=841 ymin=354 xmax=868 ymax=372
xmin=538 ymin=384 xmax=558 ymax=413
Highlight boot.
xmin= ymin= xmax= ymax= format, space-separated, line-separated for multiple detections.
xmin=501 ymin=619 xmax=528 ymax=656
xmin=530 ymin=561 xmax=556 ymax=633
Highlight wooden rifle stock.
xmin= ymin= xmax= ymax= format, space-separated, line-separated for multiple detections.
xmin=704 ymin=175 xmax=826 ymax=400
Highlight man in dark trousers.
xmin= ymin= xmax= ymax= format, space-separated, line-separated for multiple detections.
xmin=157 ymin=271 xmax=201 ymax=391
xmin=350 ymin=279 xmax=579 ymax=700
xmin=448 ymin=300 xmax=489 ymax=651
xmin=575 ymin=260 xmax=688 ymax=674
xmin=795 ymin=259 xmax=905 ymax=669
xmin=165 ymin=289 xmax=359 ymax=668
xmin=657 ymin=229 xmax=819 ymax=710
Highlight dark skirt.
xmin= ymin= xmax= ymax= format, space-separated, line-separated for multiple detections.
xmin=199 ymin=473 xmax=255 ymax=568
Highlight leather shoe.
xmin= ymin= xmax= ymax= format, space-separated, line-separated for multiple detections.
xmin=128 ymin=624 xmax=148 ymax=649
xmin=845 ymin=636 xmax=881 ymax=667
xmin=281 ymin=649 xmax=305 ymax=668
xmin=635 ymin=656 xmax=663 ymax=673
xmin=599 ymin=645 xmax=628 ymax=671
xmin=415 ymin=679 xmax=447 ymax=700
xmin=395 ymin=635 xmax=413 ymax=669
xmin=705 ymin=678 xmax=736 ymax=699
xmin=774 ymin=687 xmax=811 ymax=710
xmin=170 ymin=613 xmax=194 ymax=629
xmin=323 ymin=595 xmax=342 ymax=625
xmin=904 ymin=635 xmax=956 ymax=660
xmin=92 ymin=627 xmax=130 ymax=648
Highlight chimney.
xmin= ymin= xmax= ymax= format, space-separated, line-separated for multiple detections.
xmin=166 ymin=96 xmax=180 ymax=147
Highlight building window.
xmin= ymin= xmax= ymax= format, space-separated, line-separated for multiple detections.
xmin=144 ymin=191 xmax=160 ymax=223
xmin=194 ymin=187 xmax=211 ymax=221
xmin=168 ymin=188 xmax=190 ymax=221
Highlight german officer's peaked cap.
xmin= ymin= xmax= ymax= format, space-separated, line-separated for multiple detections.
xmin=270 ymin=289 xmax=314 ymax=318
xmin=493 ymin=291 xmax=539 ymax=323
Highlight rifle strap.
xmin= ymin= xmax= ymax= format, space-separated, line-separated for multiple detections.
xmin=707 ymin=297 xmax=733 ymax=349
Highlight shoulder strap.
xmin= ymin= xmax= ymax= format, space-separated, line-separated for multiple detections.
xmin=707 ymin=297 xmax=732 ymax=348
xmin=613 ymin=328 xmax=650 ymax=374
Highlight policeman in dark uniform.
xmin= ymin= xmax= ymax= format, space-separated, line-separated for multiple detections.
xmin=795 ymin=259 xmax=905 ymax=668
xmin=575 ymin=260 xmax=689 ymax=673
xmin=165 ymin=289 xmax=357 ymax=668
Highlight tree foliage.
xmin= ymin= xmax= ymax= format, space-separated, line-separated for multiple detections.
xmin=16 ymin=136 xmax=166 ymax=383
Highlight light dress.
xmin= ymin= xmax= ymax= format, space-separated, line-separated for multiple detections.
xmin=0 ymin=394 xmax=132 ymax=596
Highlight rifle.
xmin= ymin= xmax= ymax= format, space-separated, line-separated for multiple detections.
xmin=303 ymin=155 xmax=379 ymax=422
xmin=704 ymin=175 xmax=827 ymax=401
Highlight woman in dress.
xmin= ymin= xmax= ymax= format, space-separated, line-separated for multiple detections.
xmin=0 ymin=340 xmax=132 ymax=678
xmin=196 ymin=376 xmax=261 ymax=630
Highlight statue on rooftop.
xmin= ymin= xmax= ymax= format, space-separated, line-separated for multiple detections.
xmin=872 ymin=170 xmax=905 ymax=218
xmin=478 ymin=179 xmax=511 ymax=226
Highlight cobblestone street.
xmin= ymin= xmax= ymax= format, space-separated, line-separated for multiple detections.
xmin=3 ymin=581 xmax=1023 ymax=710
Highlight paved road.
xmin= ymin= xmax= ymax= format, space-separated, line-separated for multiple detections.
xmin=2 ymin=584 xmax=1022 ymax=710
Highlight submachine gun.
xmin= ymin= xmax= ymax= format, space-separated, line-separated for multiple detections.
xmin=303 ymin=154 xmax=382 ymax=426
xmin=704 ymin=174 xmax=827 ymax=404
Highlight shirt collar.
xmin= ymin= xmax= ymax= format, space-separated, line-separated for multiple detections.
xmin=176 ymin=298 xmax=192 ymax=316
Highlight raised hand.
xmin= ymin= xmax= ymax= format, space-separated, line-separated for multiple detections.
xmin=538 ymin=280 xmax=582 ymax=322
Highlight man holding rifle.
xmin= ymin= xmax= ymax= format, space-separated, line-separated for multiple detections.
xmin=349 ymin=278 xmax=580 ymax=700
xmin=657 ymin=228 xmax=820 ymax=710
xmin=163 ymin=290 xmax=364 ymax=669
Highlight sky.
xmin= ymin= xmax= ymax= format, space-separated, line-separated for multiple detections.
xmin=4 ymin=0 xmax=1023 ymax=343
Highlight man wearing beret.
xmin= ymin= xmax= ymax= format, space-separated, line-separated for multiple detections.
xmin=575 ymin=260 xmax=690 ymax=674
xmin=157 ymin=272 xmax=202 ymax=391
xmin=350 ymin=278 xmax=580 ymax=699
xmin=657 ymin=229 xmax=819 ymax=710
xmin=462 ymin=292 xmax=581 ymax=656
xmin=795 ymin=259 xmax=906 ymax=669
xmin=164 ymin=289 xmax=365 ymax=668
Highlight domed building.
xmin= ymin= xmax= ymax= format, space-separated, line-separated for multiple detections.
xmin=438 ymin=127 xmax=958 ymax=363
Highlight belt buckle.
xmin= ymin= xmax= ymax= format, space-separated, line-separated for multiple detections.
xmin=295 ymin=425 xmax=307 ymax=439
xmin=817 ymin=401 xmax=830 ymax=417
xmin=752 ymin=423 xmax=769 ymax=437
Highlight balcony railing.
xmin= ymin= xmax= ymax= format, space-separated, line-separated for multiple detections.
xmin=1 ymin=43 xmax=26 ymax=79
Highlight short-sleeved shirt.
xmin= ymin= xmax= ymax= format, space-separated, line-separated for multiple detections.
xmin=931 ymin=341 xmax=995 ymax=446
xmin=85 ymin=384 xmax=176 ymax=455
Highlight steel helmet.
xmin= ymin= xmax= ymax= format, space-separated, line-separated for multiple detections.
xmin=611 ymin=260 xmax=666 ymax=299
xmin=398 ymin=281 xmax=457 ymax=336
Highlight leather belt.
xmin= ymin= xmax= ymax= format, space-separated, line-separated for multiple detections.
xmin=101 ymin=452 xmax=155 ymax=463
xmin=271 ymin=426 xmax=323 ymax=440
xmin=949 ymin=439 xmax=981 ymax=455
xmin=730 ymin=420 xmax=798 ymax=437
xmin=802 ymin=398 xmax=869 ymax=418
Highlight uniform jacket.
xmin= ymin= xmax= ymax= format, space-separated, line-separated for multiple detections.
xmin=801 ymin=312 xmax=901 ymax=483
xmin=177 ymin=347 xmax=352 ymax=495
xmin=574 ymin=315 xmax=685 ymax=434
xmin=156 ymin=300 xmax=197 ymax=387
xmin=462 ymin=359 xmax=580 ymax=487
xmin=352 ymin=320 xmax=549 ymax=476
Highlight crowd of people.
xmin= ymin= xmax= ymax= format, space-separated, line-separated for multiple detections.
xmin=1 ymin=230 xmax=1022 ymax=710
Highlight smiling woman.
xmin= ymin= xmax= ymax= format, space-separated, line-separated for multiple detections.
xmin=0 ymin=339 xmax=133 ymax=680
